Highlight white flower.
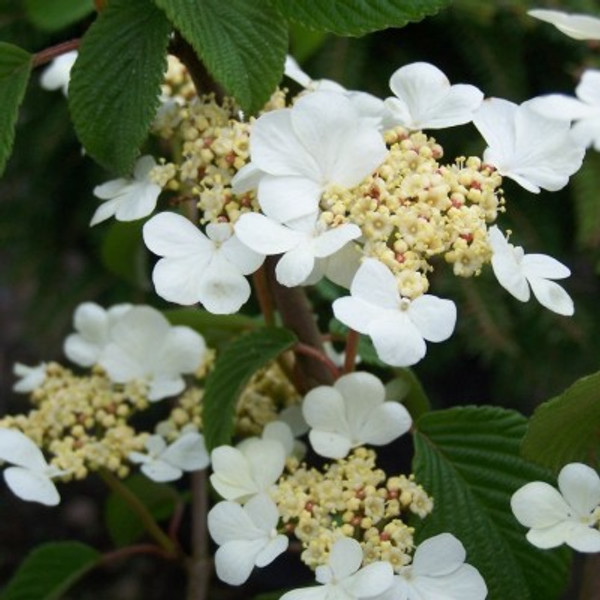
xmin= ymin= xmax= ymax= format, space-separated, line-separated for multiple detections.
xmin=372 ymin=533 xmax=487 ymax=600
xmin=90 ymin=155 xmax=162 ymax=226
xmin=12 ymin=362 xmax=47 ymax=393
xmin=281 ymin=537 xmax=394 ymax=600
xmin=528 ymin=70 xmax=600 ymax=151
xmin=210 ymin=438 xmax=286 ymax=503
xmin=303 ymin=241 xmax=362 ymax=288
xmin=0 ymin=429 xmax=64 ymax=506
xmin=40 ymin=50 xmax=77 ymax=96
xmin=235 ymin=212 xmax=360 ymax=287
xmin=302 ymin=371 xmax=412 ymax=459
xmin=208 ymin=494 xmax=289 ymax=585
xmin=232 ymin=91 xmax=388 ymax=225
xmin=472 ymin=97 xmax=585 ymax=193
xmin=333 ymin=259 xmax=457 ymax=367
xmin=488 ymin=225 xmax=574 ymax=316
xmin=511 ymin=462 xmax=600 ymax=552
xmin=384 ymin=62 xmax=483 ymax=130
xmin=129 ymin=431 xmax=209 ymax=482
xmin=99 ymin=305 xmax=206 ymax=401
xmin=283 ymin=55 xmax=393 ymax=130
xmin=143 ymin=212 xmax=264 ymax=314
xmin=528 ymin=9 xmax=600 ymax=40
xmin=63 ymin=302 xmax=132 ymax=367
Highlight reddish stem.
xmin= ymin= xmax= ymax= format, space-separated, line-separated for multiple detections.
xmin=252 ymin=265 xmax=275 ymax=327
xmin=101 ymin=544 xmax=171 ymax=565
xmin=343 ymin=329 xmax=360 ymax=374
xmin=168 ymin=499 xmax=185 ymax=543
xmin=33 ymin=39 xmax=80 ymax=68
xmin=295 ymin=342 xmax=340 ymax=380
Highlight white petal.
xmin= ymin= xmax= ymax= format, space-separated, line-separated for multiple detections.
xmin=262 ymin=422 xmax=295 ymax=456
xmin=528 ymin=9 xmax=600 ymax=40
xmin=284 ymin=55 xmax=313 ymax=88
xmin=162 ymin=432 xmax=210 ymax=471
xmin=521 ymin=253 xmax=571 ymax=280
xmin=258 ymin=175 xmax=322 ymax=224
xmin=358 ymin=403 xmax=412 ymax=446
xmin=350 ymin=259 xmax=400 ymax=309
xmin=89 ymin=197 xmax=121 ymax=226
xmin=407 ymin=564 xmax=487 ymax=600
xmin=147 ymin=376 xmax=185 ymax=402
xmin=141 ymin=460 xmax=182 ymax=482
xmin=159 ymin=326 xmax=206 ymax=375
xmin=39 ymin=51 xmax=77 ymax=94
xmin=276 ymin=246 xmax=316 ymax=287
xmin=369 ymin=313 xmax=427 ymax=367
xmin=221 ymin=233 xmax=265 ymax=275
xmin=408 ymin=295 xmax=457 ymax=342
xmin=308 ymin=430 xmax=353 ymax=459
xmin=473 ymin=98 xmax=517 ymax=167
xmin=152 ymin=255 xmax=210 ymax=305
xmin=232 ymin=162 xmax=264 ymax=194
xmin=3 ymin=467 xmax=60 ymax=506
xmin=345 ymin=561 xmax=394 ymax=597
xmin=323 ymin=242 xmax=361 ymax=288
xmin=93 ymin=179 xmax=130 ymax=199
xmin=528 ymin=277 xmax=574 ymax=316
xmin=243 ymin=439 xmax=286 ymax=492
xmin=280 ymin=588 xmax=328 ymax=600
xmin=197 ymin=254 xmax=252 ymax=314
xmin=208 ymin=500 xmax=262 ymax=545
xmin=528 ymin=95 xmax=595 ymax=122
xmin=526 ymin=521 xmax=576 ymax=549
xmin=255 ymin=534 xmax=289 ymax=568
xmin=412 ymin=533 xmax=466 ymax=577
xmin=511 ymin=481 xmax=570 ymax=528
xmin=235 ymin=213 xmax=303 ymax=254
xmin=215 ymin=539 xmax=265 ymax=585
xmin=333 ymin=297 xmax=385 ymax=334
xmin=143 ymin=211 xmax=212 ymax=257
xmin=577 ymin=70 xmax=600 ymax=105
xmin=12 ymin=363 xmax=46 ymax=393
xmin=327 ymin=537 xmax=363 ymax=581
xmin=303 ymin=386 xmax=349 ymax=433
xmin=114 ymin=182 xmax=161 ymax=222
xmin=210 ymin=446 xmax=259 ymax=501
xmin=313 ymin=225 xmax=361 ymax=258
xmin=0 ymin=428 xmax=49 ymax=472
xmin=565 ymin=523 xmax=600 ymax=552
xmin=491 ymin=250 xmax=530 ymax=303
xmin=244 ymin=493 xmax=280 ymax=533
xmin=557 ymin=463 xmax=600 ymax=517
xmin=133 ymin=155 xmax=157 ymax=180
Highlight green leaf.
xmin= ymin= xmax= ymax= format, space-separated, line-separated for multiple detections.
xmin=271 ymin=0 xmax=451 ymax=36
xmin=572 ymin=152 xmax=600 ymax=249
xmin=105 ymin=474 xmax=179 ymax=547
xmin=164 ymin=308 xmax=257 ymax=348
xmin=2 ymin=542 xmax=99 ymax=600
xmin=69 ymin=0 xmax=171 ymax=174
xmin=0 ymin=43 xmax=32 ymax=177
xmin=413 ymin=406 xmax=571 ymax=600
xmin=25 ymin=0 xmax=94 ymax=31
xmin=203 ymin=327 xmax=297 ymax=450
xmin=388 ymin=368 xmax=430 ymax=420
xmin=153 ymin=0 xmax=288 ymax=113
xmin=521 ymin=371 xmax=600 ymax=472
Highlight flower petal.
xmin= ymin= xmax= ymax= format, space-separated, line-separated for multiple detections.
xmin=312 ymin=224 xmax=361 ymax=258
xmin=332 ymin=297 xmax=386 ymax=334
xmin=564 ymin=523 xmax=600 ymax=552
xmin=308 ymin=430 xmax=353 ymax=459
xmin=350 ymin=258 xmax=400 ymax=309
xmin=408 ymin=295 xmax=457 ymax=343
xmin=151 ymin=255 xmax=210 ymax=305
xmin=276 ymin=246 xmax=316 ymax=287
xmin=197 ymin=254 xmax=252 ymax=314
xmin=528 ymin=9 xmax=600 ymax=40
xmin=358 ymin=402 xmax=412 ymax=446
xmin=3 ymin=466 xmax=60 ymax=506
xmin=0 ymin=428 xmax=49 ymax=472
xmin=90 ymin=197 xmax=121 ymax=226
xmin=412 ymin=533 xmax=467 ymax=577
xmin=244 ymin=439 xmax=286 ymax=492
xmin=143 ymin=211 xmax=212 ymax=257
xmin=215 ymin=539 xmax=265 ymax=585
xmin=527 ymin=277 xmax=574 ymax=316
xmin=141 ymin=460 xmax=182 ymax=482
xmin=235 ymin=213 xmax=303 ymax=254
xmin=258 ymin=175 xmax=322 ymax=224
xmin=210 ymin=446 xmax=259 ymax=501
xmin=255 ymin=534 xmax=289 ymax=568
xmin=521 ymin=253 xmax=571 ymax=280
xmin=368 ymin=313 xmax=426 ymax=367
xmin=327 ymin=537 xmax=363 ymax=581
xmin=113 ymin=182 xmax=161 ymax=222
xmin=162 ymin=432 xmax=210 ymax=472
xmin=159 ymin=326 xmax=206 ymax=375
xmin=244 ymin=493 xmax=280 ymax=533
xmin=557 ymin=462 xmax=600 ymax=517
xmin=208 ymin=500 xmax=261 ymax=545
xmin=511 ymin=481 xmax=570 ymax=528
xmin=345 ymin=561 xmax=394 ymax=597
xmin=221 ymin=233 xmax=265 ymax=275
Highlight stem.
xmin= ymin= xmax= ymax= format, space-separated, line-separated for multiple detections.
xmin=295 ymin=342 xmax=340 ymax=380
xmin=267 ymin=257 xmax=334 ymax=392
xmin=253 ymin=265 xmax=275 ymax=327
xmin=186 ymin=471 xmax=212 ymax=600
xmin=579 ymin=554 xmax=600 ymax=600
xmin=101 ymin=544 xmax=171 ymax=565
xmin=33 ymin=39 xmax=80 ymax=69
xmin=343 ymin=329 xmax=359 ymax=374
xmin=99 ymin=469 xmax=179 ymax=557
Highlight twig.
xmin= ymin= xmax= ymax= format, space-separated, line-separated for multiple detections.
xmin=295 ymin=342 xmax=340 ymax=380
xmin=100 ymin=543 xmax=171 ymax=565
xmin=32 ymin=39 xmax=80 ymax=68
xmin=579 ymin=554 xmax=600 ymax=600
xmin=253 ymin=265 xmax=275 ymax=327
xmin=343 ymin=329 xmax=359 ymax=374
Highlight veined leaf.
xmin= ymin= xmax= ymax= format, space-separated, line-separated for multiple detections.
xmin=153 ymin=0 xmax=288 ymax=114
xmin=69 ymin=0 xmax=171 ymax=174
xmin=0 ymin=43 xmax=32 ymax=176
xmin=2 ymin=542 xmax=99 ymax=600
xmin=203 ymin=328 xmax=297 ymax=450
xmin=271 ymin=0 xmax=451 ymax=36
xmin=25 ymin=0 xmax=94 ymax=31
xmin=522 ymin=371 xmax=600 ymax=472
xmin=414 ymin=406 xmax=571 ymax=600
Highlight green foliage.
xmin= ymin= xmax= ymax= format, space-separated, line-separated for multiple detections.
xmin=24 ymin=0 xmax=94 ymax=31
xmin=0 ymin=43 xmax=32 ymax=176
xmin=104 ymin=474 xmax=179 ymax=547
xmin=521 ymin=371 xmax=600 ymax=472
xmin=1 ymin=542 xmax=99 ymax=600
xmin=154 ymin=0 xmax=288 ymax=114
xmin=68 ymin=0 xmax=171 ymax=174
xmin=413 ymin=406 xmax=571 ymax=600
xmin=389 ymin=368 xmax=430 ymax=420
xmin=203 ymin=328 xmax=297 ymax=450
xmin=572 ymin=152 xmax=600 ymax=250
xmin=271 ymin=0 xmax=451 ymax=36
xmin=164 ymin=308 xmax=257 ymax=347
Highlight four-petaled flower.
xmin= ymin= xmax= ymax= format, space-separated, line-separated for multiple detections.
xmin=371 ymin=533 xmax=487 ymax=600
xmin=90 ymin=155 xmax=162 ymax=226
xmin=472 ymin=97 xmax=585 ymax=193
xmin=129 ymin=430 xmax=209 ymax=482
xmin=511 ymin=462 xmax=600 ymax=552
xmin=488 ymin=225 xmax=574 ymax=316
xmin=281 ymin=537 xmax=394 ymax=600
xmin=232 ymin=90 xmax=388 ymax=226
xmin=385 ymin=62 xmax=483 ymax=130
xmin=143 ymin=212 xmax=264 ymax=314
xmin=12 ymin=362 xmax=47 ymax=393
xmin=0 ymin=428 xmax=64 ymax=506
xmin=302 ymin=371 xmax=412 ymax=459
xmin=208 ymin=494 xmax=289 ymax=585
xmin=333 ymin=259 xmax=457 ymax=367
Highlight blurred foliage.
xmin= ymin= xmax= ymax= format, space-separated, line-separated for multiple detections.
xmin=1 ymin=0 xmax=600 ymax=597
